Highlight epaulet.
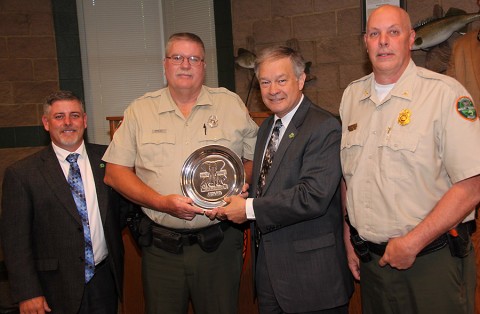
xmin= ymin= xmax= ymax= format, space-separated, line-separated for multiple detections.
xmin=416 ymin=66 xmax=450 ymax=81
xmin=347 ymin=73 xmax=372 ymax=87
xmin=137 ymin=89 xmax=163 ymax=100
xmin=204 ymin=86 xmax=231 ymax=95
xmin=204 ymin=86 xmax=241 ymax=100
xmin=416 ymin=66 xmax=464 ymax=90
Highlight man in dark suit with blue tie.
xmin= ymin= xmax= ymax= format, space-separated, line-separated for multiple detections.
xmin=206 ymin=46 xmax=353 ymax=313
xmin=1 ymin=91 xmax=127 ymax=313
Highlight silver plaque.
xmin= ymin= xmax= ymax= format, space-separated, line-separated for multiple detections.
xmin=181 ymin=145 xmax=245 ymax=209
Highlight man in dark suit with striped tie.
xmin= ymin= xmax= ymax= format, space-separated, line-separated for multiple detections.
xmin=206 ymin=47 xmax=353 ymax=313
xmin=1 ymin=91 xmax=128 ymax=313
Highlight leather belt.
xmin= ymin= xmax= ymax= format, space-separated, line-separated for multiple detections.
xmin=367 ymin=234 xmax=448 ymax=257
xmin=152 ymin=222 xmax=230 ymax=246
xmin=366 ymin=220 xmax=476 ymax=257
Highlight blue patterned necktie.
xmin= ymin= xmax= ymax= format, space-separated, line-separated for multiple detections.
xmin=257 ymin=118 xmax=283 ymax=197
xmin=66 ymin=153 xmax=95 ymax=283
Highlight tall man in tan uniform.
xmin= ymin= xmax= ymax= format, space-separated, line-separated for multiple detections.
xmin=103 ymin=33 xmax=258 ymax=313
xmin=340 ymin=5 xmax=480 ymax=314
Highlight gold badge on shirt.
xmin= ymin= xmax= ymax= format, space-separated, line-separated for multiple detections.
xmin=397 ymin=109 xmax=411 ymax=126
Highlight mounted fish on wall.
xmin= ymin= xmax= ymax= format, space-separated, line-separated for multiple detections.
xmin=235 ymin=48 xmax=256 ymax=69
xmin=235 ymin=48 xmax=256 ymax=108
xmin=412 ymin=7 xmax=480 ymax=50
xmin=412 ymin=5 xmax=480 ymax=73
xmin=234 ymin=36 xmax=257 ymax=109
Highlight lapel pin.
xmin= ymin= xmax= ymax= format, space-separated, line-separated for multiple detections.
xmin=289 ymin=133 xmax=295 ymax=139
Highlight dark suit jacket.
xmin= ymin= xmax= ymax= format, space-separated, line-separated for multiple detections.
xmin=1 ymin=143 xmax=126 ymax=313
xmin=250 ymin=97 xmax=353 ymax=312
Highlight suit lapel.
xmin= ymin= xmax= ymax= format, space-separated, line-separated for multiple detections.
xmin=260 ymin=98 xmax=311 ymax=195
xmin=86 ymin=144 xmax=108 ymax=224
xmin=39 ymin=145 xmax=82 ymax=225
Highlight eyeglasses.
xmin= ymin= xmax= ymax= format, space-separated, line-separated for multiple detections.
xmin=165 ymin=55 xmax=204 ymax=66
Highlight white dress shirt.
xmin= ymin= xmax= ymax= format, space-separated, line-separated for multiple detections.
xmin=52 ymin=141 xmax=108 ymax=265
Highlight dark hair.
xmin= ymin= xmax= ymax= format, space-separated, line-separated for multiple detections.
xmin=254 ymin=46 xmax=306 ymax=78
xmin=44 ymin=90 xmax=84 ymax=115
xmin=166 ymin=32 xmax=205 ymax=56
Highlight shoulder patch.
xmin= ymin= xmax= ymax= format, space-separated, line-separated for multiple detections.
xmin=456 ymin=96 xmax=477 ymax=121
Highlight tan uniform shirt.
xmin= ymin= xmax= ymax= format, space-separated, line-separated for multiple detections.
xmin=103 ymin=86 xmax=258 ymax=229
xmin=340 ymin=60 xmax=480 ymax=244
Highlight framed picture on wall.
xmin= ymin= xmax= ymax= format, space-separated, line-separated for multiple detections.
xmin=361 ymin=0 xmax=407 ymax=32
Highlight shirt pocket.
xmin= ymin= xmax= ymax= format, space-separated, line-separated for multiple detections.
xmin=139 ymin=131 xmax=176 ymax=167
xmin=341 ymin=130 xmax=367 ymax=177
xmin=378 ymin=131 xmax=419 ymax=179
xmin=198 ymin=128 xmax=231 ymax=147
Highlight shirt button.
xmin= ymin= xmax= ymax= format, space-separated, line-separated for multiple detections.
xmin=186 ymin=141 xmax=189 ymax=145
xmin=372 ymin=131 xmax=376 ymax=135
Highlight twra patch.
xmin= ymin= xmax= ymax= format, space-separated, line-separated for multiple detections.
xmin=456 ymin=96 xmax=477 ymax=121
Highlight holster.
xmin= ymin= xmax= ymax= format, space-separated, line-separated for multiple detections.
xmin=126 ymin=205 xmax=152 ymax=247
xmin=346 ymin=215 xmax=372 ymax=263
xmin=447 ymin=221 xmax=475 ymax=258
xmin=196 ymin=223 xmax=225 ymax=253
xmin=152 ymin=224 xmax=183 ymax=254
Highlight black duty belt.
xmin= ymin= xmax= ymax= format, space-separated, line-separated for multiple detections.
xmin=367 ymin=234 xmax=448 ymax=256
xmin=153 ymin=222 xmax=230 ymax=246
xmin=365 ymin=220 xmax=476 ymax=257
xmin=151 ymin=221 xmax=231 ymax=254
